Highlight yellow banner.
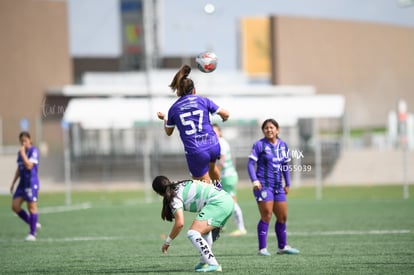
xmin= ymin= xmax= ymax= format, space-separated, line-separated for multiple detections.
xmin=241 ymin=17 xmax=270 ymax=76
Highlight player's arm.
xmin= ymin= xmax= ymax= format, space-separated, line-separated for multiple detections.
xmin=247 ymin=158 xmax=261 ymax=190
xmin=282 ymin=163 xmax=291 ymax=194
xmin=19 ymin=146 xmax=34 ymax=170
xmin=162 ymin=208 xmax=185 ymax=253
xmin=217 ymin=108 xmax=229 ymax=122
xmin=157 ymin=112 xmax=174 ymax=136
xmin=10 ymin=167 xmax=19 ymax=194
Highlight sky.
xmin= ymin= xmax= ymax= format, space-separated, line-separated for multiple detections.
xmin=69 ymin=0 xmax=414 ymax=70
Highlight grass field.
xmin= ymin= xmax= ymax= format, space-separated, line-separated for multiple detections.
xmin=1 ymin=185 xmax=413 ymax=274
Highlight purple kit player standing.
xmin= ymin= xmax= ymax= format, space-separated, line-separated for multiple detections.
xmin=157 ymin=64 xmax=229 ymax=182
xmin=247 ymin=119 xmax=299 ymax=256
xmin=9 ymin=131 xmax=41 ymax=241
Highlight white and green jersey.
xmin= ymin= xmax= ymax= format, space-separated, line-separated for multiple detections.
xmin=219 ymin=138 xmax=238 ymax=178
xmin=171 ymin=180 xmax=226 ymax=214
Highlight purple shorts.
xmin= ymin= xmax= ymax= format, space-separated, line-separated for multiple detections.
xmin=13 ymin=184 xmax=39 ymax=202
xmin=253 ymin=187 xmax=286 ymax=202
xmin=185 ymin=144 xmax=220 ymax=178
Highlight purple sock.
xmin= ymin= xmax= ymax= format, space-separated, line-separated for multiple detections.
xmin=275 ymin=221 xmax=287 ymax=249
xmin=17 ymin=210 xmax=30 ymax=224
xmin=30 ymin=213 xmax=38 ymax=236
xmin=257 ymin=220 xmax=269 ymax=250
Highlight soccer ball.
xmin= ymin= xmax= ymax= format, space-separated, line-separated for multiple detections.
xmin=195 ymin=51 xmax=218 ymax=73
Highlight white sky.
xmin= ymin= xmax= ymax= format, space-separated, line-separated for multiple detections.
xmin=68 ymin=0 xmax=414 ymax=69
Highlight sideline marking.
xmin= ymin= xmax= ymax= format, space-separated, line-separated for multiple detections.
xmin=38 ymin=202 xmax=92 ymax=214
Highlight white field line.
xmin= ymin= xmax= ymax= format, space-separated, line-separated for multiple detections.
xmin=0 ymin=236 xmax=130 ymax=243
xmin=38 ymin=202 xmax=92 ymax=214
xmin=41 ymin=236 xmax=128 ymax=242
xmin=1 ymin=229 xmax=411 ymax=244
xmin=287 ymin=229 xmax=412 ymax=236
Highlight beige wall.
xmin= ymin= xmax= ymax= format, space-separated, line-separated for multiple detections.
xmin=271 ymin=16 xmax=414 ymax=128
xmin=0 ymin=0 xmax=72 ymax=149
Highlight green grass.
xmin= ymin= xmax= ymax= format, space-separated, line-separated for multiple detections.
xmin=1 ymin=185 xmax=413 ymax=274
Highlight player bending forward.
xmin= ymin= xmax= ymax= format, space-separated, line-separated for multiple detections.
xmin=153 ymin=175 xmax=234 ymax=272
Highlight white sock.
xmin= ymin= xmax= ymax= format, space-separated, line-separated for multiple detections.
xmin=187 ymin=229 xmax=218 ymax=266
xmin=202 ymin=231 xmax=213 ymax=248
xmin=233 ymin=203 xmax=246 ymax=231
xmin=200 ymin=231 xmax=213 ymax=264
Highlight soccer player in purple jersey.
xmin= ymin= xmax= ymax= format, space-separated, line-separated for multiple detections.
xmin=9 ymin=131 xmax=41 ymax=241
xmin=247 ymin=119 xmax=299 ymax=256
xmin=157 ymin=64 xmax=229 ymax=182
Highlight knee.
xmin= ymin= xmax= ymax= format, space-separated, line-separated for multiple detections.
xmin=187 ymin=229 xmax=200 ymax=238
xmin=11 ymin=204 xmax=20 ymax=213
xmin=27 ymin=205 xmax=37 ymax=214
xmin=260 ymin=212 xmax=273 ymax=223
xmin=276 ymin=214 xmax=288 ymax=223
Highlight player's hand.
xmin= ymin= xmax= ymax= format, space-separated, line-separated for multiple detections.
xmin=10 ymin=184 xmax=14 ymax=195
xmin=284 ymin=186 xmax=290 ymax=195
xmin=162 ymin=243 xmax=170 ymax=254
xmin=157 ymin=112 xmax=165 ymax=120
xmin=253 ymin=180 xmax=262 ymax=190
xmin=19 ymin=145 xmax=26 ymax=155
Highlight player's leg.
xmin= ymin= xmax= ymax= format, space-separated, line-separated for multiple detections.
xmin=12 ymin=196 xmax=29 ymax=224
xmin=256 ymin=201 xmax=273 ymax=255
xmin=189 ymin=197 xmax=233 ymax=271
xmin=187 ymin=220 xmax=220 ymax=270
xmin=27 ymin=201 xmax=39 ymax=238
xmin=254 ymin=188 xmax=274 ymax=255
xmin=273 ymin=201 xmax=299 ymax=254
xmin=231 ymin=198 xmax=247 ymax=235
xmin=223 ymin=175 xmax=247 ymax=235
xmin=208 ymin=162 xmax=220 ymax=182
xmin=273 ymin=201 xmax=288 ymax=249
xmin=192 ymin=226 xmax=216 ymax=271
xmin=208 ymin=144 xmax=221 ymax=182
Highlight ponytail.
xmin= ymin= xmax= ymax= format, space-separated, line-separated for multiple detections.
xmin=152 ymin=176 xmax=182 ymax=222
xmin=169 ymin=65 xmax=195 ymax=97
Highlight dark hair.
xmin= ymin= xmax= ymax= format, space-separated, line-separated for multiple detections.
xmin=19 ymin=131 xmax=31 ymax=139
xmin=261 ymin=118 xmax=279 ymax=131
xmin=169 ymin=64 xmax=195 ymax=97
xmin=152 ymin=175 xmax=180 ymax=222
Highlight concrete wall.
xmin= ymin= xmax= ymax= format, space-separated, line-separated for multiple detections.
xmin=271 ymin=16 xmax=414 ymax=128
xmin=0 ymin=0 xmax=73 ymax=149
xmin=325 ymin=149 xmax=414 ymax=185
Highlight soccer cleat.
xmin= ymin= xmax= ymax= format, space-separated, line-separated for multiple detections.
xmin=195 ymin=264 xmax=222 ymax=272
xmin=194 ymin=262 xmax=208 ymax=270
xmin=36 ymin=223 xmax=42 ymax=230
xmin=277 ymin=245 xmax=300 ymax=255
xmin=257 ymin=248 xmax=271 ymax=256
xmin=25 ymin=234 xmax=36 ymax=241
xmin=229 ymin=229 xmax=247 ymax=236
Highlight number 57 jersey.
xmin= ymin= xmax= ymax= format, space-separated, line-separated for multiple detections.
xmin=166 ymin=95 xmax=221 ymax=152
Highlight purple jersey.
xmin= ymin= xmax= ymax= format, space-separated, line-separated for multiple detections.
xmin=17 ymin=146 xmax=40 ymax=188
xmin=166 ymin=95 xmax=220 ymax=153
xmin=248 ymin=138 xmax=290 ymax=190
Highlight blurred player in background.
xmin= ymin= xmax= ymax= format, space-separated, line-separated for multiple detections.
xmin=213 ymin=123 xmax=247 ymax=236
xmin=152 ymin=175 xmax=234 ymax=272
xmin=247 ymin=119 xmax=299 ymax=256
xmin=9 ymin=131 xmax=41 ymax=241
xmin=157 ymin=64 xmax=229 ymax=182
